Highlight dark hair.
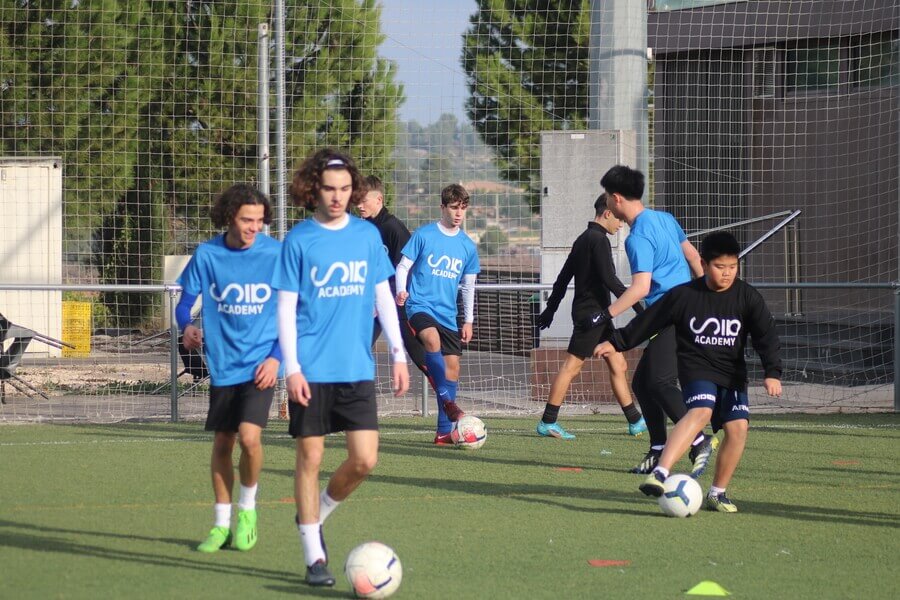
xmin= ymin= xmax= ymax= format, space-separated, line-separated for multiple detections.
xmin=593 ymin=192 xmax=608 ymax=216
xmin=289 ymin=148 xmax=365 ymax=210
xmin=700 ymin=231 xmax=741 ymax=262
xmin=364 ymin=175 xmax=384 ymax=195
xmin=441 ymin=183 xmax=470 ymax=207
xmin=600 ymin=165 xmax=645 ymax=200
xmin=210 ymin=183 xmax=272 ymax=228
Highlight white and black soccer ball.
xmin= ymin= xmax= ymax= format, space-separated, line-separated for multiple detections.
xmin=658 ymin=474 xmax=703 ymax=517
xmin=344 ymin=541 xmax=402 ymax=599
xmin=452 ymin=415 xmax=487 ymax=450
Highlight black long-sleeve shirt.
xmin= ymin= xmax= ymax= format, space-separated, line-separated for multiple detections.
xmin=367 ymin=207 xmax=411 ymax=294
xmin=545 ymin=222 xmax=633 ymax=321
xmin=609 ymin=277 xmax=782 ymax=389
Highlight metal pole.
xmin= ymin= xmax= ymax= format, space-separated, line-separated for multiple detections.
xmin=895 ymin=289 xmax=899 ymax=412
xmin=421 ymin=372 xmax=429 ymax=418
xmin=783 ymin=224 xmax=792 ymax=314
xmin=588 ymin=0 xmax=649 ymax=176
xmin=791 ymin=221 xmax=802 ymax=315
xmin=168 ymin=288 xmax=179 ymax=423
xmin=274 ymin=0 xmax=287 ymax=241
xmin=257 ymin=23 xmax=271 ymax=206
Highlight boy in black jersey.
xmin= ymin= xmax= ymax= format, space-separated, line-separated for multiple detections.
xmin=358 ymin=175 xmax=427 ymax=372
xmin=595 ymin=232 xmax=782 ymax=512
xmin=536 ymin=193 xmax=646 ymax=439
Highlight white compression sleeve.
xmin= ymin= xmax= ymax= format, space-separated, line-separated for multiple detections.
xmin=395 ymin=256 xmax=413 ymax=294
xmin=375 ymin=281 xmax=407 ymax=363
xmin=277 ymin=290 xmax=301 ymax=376
xmin=459 ymin=273 xmax=476 ymax=323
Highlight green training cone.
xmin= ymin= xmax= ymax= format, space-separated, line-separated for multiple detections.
xmin=686 ymin=581 xmax=731 ymax=596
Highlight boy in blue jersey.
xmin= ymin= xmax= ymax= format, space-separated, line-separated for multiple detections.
xmin=588 ymin=165 xmax=713 ymax=476
xmin=395 ymin=183 xmax=480 ymax=445
xmin=177 ymin=183 xmax=282 ymax=554
xmin=274 ymin=149 xmax=410 ymax=588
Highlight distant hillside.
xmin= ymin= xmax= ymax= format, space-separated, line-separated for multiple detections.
xmin=391 ymin=114 xmax=538 ymax=238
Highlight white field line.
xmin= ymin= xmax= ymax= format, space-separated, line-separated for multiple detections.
xmin=1 ymin=421 xmax=897 ymax=447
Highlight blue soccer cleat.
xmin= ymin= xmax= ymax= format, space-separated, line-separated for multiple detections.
xmin=628 ymin=416 xmax=648 ymax=437
xmin=536 ymin=420 xmax=575 ymax=440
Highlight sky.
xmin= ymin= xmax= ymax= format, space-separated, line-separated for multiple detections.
xmin=378 ymin=0 xmax=476 ymax=125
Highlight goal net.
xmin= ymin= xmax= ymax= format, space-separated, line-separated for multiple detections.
xmin=0 ymin=1 xmax=895 ymax=423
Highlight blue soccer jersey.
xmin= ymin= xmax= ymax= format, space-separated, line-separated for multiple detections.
xmin=272 ymin=216 xmax=393 ymax=383
xmin=625 ymin=209 xmax=691 ymax=305
xmin=178 ymin=234 xmax=282 ymax=386
xmin=402 ymin=222 xmax=480 ymax=330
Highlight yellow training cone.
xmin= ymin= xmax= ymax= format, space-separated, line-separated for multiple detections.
xmin=686 ymin=581 xmax=731 ymax=596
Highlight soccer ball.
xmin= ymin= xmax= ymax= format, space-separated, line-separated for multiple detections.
xmin=452 ymin=415 xmax=487 ymax=450
xmin=344 ymin=541 xmax=402 ymax=599
xmin=658 ymin=474 xmax=703 ymax=518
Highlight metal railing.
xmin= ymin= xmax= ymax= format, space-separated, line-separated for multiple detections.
xmin=1 ymin=281 xmax=898 ymax=417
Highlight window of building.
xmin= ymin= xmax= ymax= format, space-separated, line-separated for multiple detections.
xmin=651 ymin=0 xmax=746 ymax=11
xmin=752 ymin=47 xmax=777 ymax=98
xmin=784 ymin=40 xmax=842 ymax=93
xmin=853 ymin=32 xmax=899 ymax=89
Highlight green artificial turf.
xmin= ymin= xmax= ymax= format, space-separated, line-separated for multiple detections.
xmin=1 ymin=414 xmax=898 ymax=599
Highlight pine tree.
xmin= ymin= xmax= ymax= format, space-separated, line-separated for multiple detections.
xmin=462 ymin=0 xmax=590 ymax=210
xmin=3 ymin=1 xmax=403 ymax=326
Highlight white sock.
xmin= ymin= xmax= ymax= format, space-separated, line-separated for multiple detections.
xmin=214 ymin=503 xmax=232 ymax=528
xmin=299 ymin=523 xmax=326 ymax=566
xmin=709 ymin=485 xmax=726 ymax=497
xmin=650 ymin=444 xmax=664 ymax=451
xmin=238 ymin=483 xmax=258 ymax=510
xmin=652 ymin=466 xmax=670 ymax=479
xmin=319 ymin=489 xmax=341 ymax=524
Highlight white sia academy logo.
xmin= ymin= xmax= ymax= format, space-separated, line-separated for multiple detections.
xmin=689 ymin=316 xmax=741 ymax=347
xmin=310 ymin=260 xmax=367 ymax=298
xmin=210 ymin=282 xmax=271 ymax=316
xmin=427 ymin=253 xmax=463 ymax=279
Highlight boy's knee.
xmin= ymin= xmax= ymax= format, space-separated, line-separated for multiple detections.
xmin=299 ymin=447 xmax=325 ymax=471
xmin=212 ymin=433 xmax=236 ymax=457
xmin=725 ymin=419 xmax=749 ymax=439
xmin=351 ymin=453 xmax=378 ymax=478
xmin=604 ymin=354 xmax=627 ymax=376
xmin=239 ymin=435 xmax=262 ymax=455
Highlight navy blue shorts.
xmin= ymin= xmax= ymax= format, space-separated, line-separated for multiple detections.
xmin=681 ymin=380 xmax=749 ymax=433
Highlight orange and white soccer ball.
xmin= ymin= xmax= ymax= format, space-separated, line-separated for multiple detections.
xmin=452 ymin=415 xmax=487 ymax=450
xmin=344 ymin=541 xmax=402 ymax=599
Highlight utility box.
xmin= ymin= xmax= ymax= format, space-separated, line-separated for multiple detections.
xmin=539 ymin=130 xmax=637 ymax=343
xmin=163 ymin=255 xmax=202 ymax=330
xmin=0 ymin=157 xmax=63 ymax=356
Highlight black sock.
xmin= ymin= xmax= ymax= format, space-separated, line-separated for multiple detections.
xmin=541 ymin=403 xmax=560 ymax=424
xmin=622 ymin=402 xmax=642 ymax=424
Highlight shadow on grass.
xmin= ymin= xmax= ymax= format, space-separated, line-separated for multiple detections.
xmin=0 ymin=519 xmax=308 ymax=586
xmin=735 ymin=500 xmax=900 ymax=529
xmin=0 ymin=519 xmax=352 ymax=597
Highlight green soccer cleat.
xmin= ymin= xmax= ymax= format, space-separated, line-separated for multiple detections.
xmin=639 ymin=470 xmax=666 ymax=497
xmin=536 ymin=420 xmax=575 ymax=440
xmin=706 ymin=492 xmax=738 ymax=513
xmin=197 ymin=526 xmax=232 ymax=553
xmin=628 ymin=416 xmax=648 ymax=437
xmin=234 ymin=508 xmax=258 ymax=551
